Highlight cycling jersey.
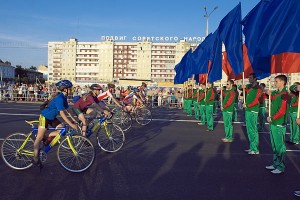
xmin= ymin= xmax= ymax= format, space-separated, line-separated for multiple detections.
xmin=122 ymin=92 xmax=138 ymax=104
xmin=97 ymin=90 xmax=113 ymax=101
xmin=73 ymin=92 xmax=99 ymax=111
xmin=41 ymin=93 xmax=69 ymax=120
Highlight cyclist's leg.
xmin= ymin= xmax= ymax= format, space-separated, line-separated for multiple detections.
xmin=48 ymin=118 xmax=63 ymax=137
xmin=33 ymin=115 xmax=47 ymax=162
xmin=73 ymin=108 xmax=87 ymax=136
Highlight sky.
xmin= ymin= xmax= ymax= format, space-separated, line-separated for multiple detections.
xmin=0 ymin=0 xmax=260 ymax=68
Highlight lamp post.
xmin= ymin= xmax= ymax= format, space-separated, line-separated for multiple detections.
xmin=204 ymin=6 xmax=218 ymax=36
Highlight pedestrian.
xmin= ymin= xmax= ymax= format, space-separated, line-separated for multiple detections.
xmin=221 ymin=80 xmax=235 ymax=142
xmin=266 ymin=75 xmax=289 ymax=174
xmin=242 ymin=73 xmax=262 ymax=155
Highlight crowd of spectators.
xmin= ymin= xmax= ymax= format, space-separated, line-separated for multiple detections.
xmin=0 ymin=83 xmax=184 ymax=108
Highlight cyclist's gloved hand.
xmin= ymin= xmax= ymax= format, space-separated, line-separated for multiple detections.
xmin=103 ymin=110 xmax=111 ymax=118
xmin=70 ymin=123 xmax=78 ymax=130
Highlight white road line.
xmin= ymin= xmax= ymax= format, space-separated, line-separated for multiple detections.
xmin=0 ymin=108 xmax=37 ymax=110
xmin=0 ymin=113 xmax=39 ymax=116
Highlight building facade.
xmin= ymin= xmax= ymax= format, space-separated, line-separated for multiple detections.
xmin=0 ymin=63 xmax=15 ymax=82
xmin=48 ymin=38 xmax=197 ymax=85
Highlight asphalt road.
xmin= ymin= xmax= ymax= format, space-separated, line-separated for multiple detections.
xmin=0 ymin=102 xmax=300 ymax=200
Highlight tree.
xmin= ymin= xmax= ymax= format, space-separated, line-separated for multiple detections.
xmin=29 ymin=66 xmax=37 ymax=71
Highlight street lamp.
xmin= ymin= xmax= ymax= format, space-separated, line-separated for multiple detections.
xmin=204 ymin=6 xmax=218 ymax=36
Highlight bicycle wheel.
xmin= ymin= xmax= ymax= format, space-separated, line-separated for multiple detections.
xmin=96 ymin=123 xmax=125 ymax=153
xmin=57 ymin=136 xmax=95 ymax=173
xmin=135 ymin=107 xmax=152 ymax=125
xmin=1 ymin=133 xmax=34 ymax=170
xmin=111 ymin=108 xmax=132 ymax=132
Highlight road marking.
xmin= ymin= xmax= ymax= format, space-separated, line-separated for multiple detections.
xmin=0 ymin=113 xmax=39 ymax=116
xmin=0 ymin=108 xmax=37 ymax=110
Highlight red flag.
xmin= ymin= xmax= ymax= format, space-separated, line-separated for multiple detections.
xmin=271 ymin=52 xmax=300 ymax=74
xmin=198 ymin=74 xmax=206 ymax=84
xmin=222 ymin=45 xmax=253 ymax=80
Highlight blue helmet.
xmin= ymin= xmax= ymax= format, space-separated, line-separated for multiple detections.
xmin=133 ymin=87 xmax=140 ymax=93
xmin=56 ymin=80 xmax=73 ymax=91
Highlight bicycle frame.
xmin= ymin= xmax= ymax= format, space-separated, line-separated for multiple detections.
xmin=18 ymin=121 xmax=77 ymax=157
xmin=86 ymin=115 xmax=111 ymax=138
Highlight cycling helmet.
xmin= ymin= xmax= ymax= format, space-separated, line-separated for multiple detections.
xmin=142 ymin=82 xmax=147 ymax=87
xmin=107 ymin=83 xmax=115 ymax=89
xmin=133 ymin=87 xmax=140 ymax=93
xmin=90 ymin=84 xmax=102 ymax=90
xmin=56 ymin=80 xmax=73 ymax=91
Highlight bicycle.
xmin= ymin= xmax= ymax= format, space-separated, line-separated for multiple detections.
xmin=1 ymin=120 xmax=95 ymax=173
xmin=112 ymin=103 xmax=152 ymax=129
xmin=83 ymin=114 xmax=125 ymax=153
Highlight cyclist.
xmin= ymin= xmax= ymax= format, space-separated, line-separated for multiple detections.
xmin=122 ymin=87 xmax=143 ymax=112
xmin=97 ymin=83 xmax=122 ymax=109
xmin=72 ymin=84 xmax=111 ymax=136
xmin=137 ymin=82 xmax=147 ymax=102
xmin=32 ymin=80 xmax=78 ymax=166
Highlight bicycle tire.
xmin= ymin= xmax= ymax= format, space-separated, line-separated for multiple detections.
xmin=135 ymin=107 xmax=152 ymax=125
xmin=96 ymin=123 xmax=125 ymax=153
xmin=57 ymin=136 xmax=95 ymax=173
xmin=111 ymin=108 xmax=132 ymax=132
xmin=1 ymin=133 xmax=34 ymax=170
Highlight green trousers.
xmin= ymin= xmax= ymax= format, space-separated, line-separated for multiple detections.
xmin=183 ymin=99 xmax=187 ymax=113
xmin=258 ymin=107 xmax=266 ymax=132
xmin=186 ymin=100 xmax=193 ymax=115
xmin=270 ymin=124 xmax=286 ymax=172
xmin=232 ymin=103 xmax=238 ymax=122
xmin=223 ymin=111 xmax=233 ymax=140
xmin=199 ymin=105 xmax=206 ymax=124
xmin=206 ymin=105 xmax=214 ymax=130
xmin=290 ymin=112 xmax=299 ymax=144
xmin=194 ymin=102 xmax=200 ymax=119
xmin=245 ymin=111 xmax=259 ymax=152
xmin=213 ymin=101 xmax=217 ymax=114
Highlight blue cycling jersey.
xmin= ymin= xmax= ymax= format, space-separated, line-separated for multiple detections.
xmin=41 ymin=93 xmax=69 ymax=120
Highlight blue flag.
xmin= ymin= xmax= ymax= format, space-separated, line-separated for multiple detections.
xmin=208 ymin=29 xmax=223 ymax=83
xmin=242 ymin=0 xmax=300 ymax=79
xmin=189 ymin=33 xmax=214 ymax=74
xmin=174 ymin=49 xmax=192 ymax=84
xmin=218 ymin=3 xmax=243 ymax=76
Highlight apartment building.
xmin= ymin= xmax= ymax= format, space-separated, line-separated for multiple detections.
xmin=48 ymin=38 xmax=196 ymax=85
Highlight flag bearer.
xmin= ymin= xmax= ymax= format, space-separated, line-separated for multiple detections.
xmin=258 ymin=83 xmax=268 ymax=132
xmin=221 ymin=80 xmax=235 ymax=142
xmin=193 ymin=85 xmax=201 ymax=120
xmin=242 ymin=73 xmax=262 ymax=155
xmin=266 ymin=75 xmax=289 ymax=174
xmin=191 ymin=85 xmax=198 ymax=117
xmin=232 ymin=84 xmax=239 ymax=122
xmin=197 ymin=84 xmax=206 ymax=125
xmin=205 ymin=82 xmax=215 ymax=131
xmin=185 ymin=84 xmax=194 ymax=116
xmin=288 ymin=82 xmax=300 ymax=144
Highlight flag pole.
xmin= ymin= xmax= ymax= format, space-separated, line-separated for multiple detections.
xmin=220 ymin=79 xmax=223 ymax=108
xmin=242 ymin=72 xmax=245 ymax=103
xmin=268 ymin=77 xmax=271 ymax=117
xmin=297 ymin=95 xmax=300 ymax=118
